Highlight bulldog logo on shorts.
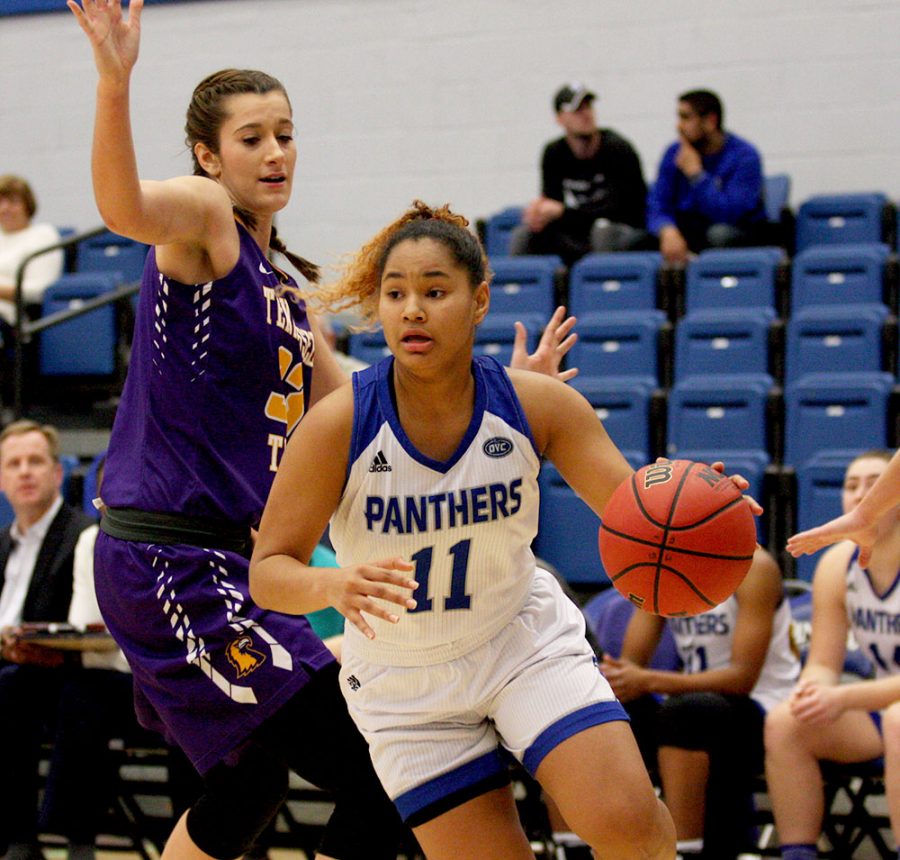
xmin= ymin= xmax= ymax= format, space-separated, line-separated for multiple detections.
xmin=226 ymin=635 xmax=267 ymax=678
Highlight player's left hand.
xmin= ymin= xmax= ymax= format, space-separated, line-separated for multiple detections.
xmin=510 ymin=305 xmax=578 ymax=382
xmin=789 ymin=679 xmax=844 ymax=726
xmin=710 ymin=460 xmax=764 ymax=516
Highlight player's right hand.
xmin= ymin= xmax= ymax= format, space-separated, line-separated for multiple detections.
xmin=329 ymin=558 xmax=417 ymax=640
xmin=68 ymin=0 xmax=144 ymax=84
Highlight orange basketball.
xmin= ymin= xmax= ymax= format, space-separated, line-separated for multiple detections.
xmin=598 ymin=459 xmax=757 ymax=617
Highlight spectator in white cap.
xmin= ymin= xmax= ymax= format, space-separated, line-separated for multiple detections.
xmin=510 ymin=82 xmax=650 ymax=266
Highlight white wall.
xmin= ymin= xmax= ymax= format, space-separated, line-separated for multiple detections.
xmin=2 ymin=0 xmax=898 ymax=268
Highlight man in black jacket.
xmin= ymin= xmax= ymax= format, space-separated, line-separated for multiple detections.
xmin=510 ymin=82 xmax=651 ymax=265
xmin=0 ymin=420 xmax=94 ymax=860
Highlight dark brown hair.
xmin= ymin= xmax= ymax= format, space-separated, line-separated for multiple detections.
xmin=0 ymin=175 xmax=37 ymax=219
xmin=186 ymin=69 xmax=319 ymax=284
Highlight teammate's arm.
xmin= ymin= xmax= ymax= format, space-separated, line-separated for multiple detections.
xmin=306 ymin=311 xmax=350 ymax=405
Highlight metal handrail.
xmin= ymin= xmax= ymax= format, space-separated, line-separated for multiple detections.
xmin=11 ymin=226 xmax=140 ymax=418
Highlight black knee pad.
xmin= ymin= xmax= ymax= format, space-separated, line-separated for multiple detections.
xmin=186 ymin=744 xmax=289 ymax=859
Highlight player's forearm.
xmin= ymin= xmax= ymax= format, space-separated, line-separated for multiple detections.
xmin=249 ymin=555 xmax=332 ymax=616
xmin=92 ymin=81 xmax=145 ymax=235
xmin=855 ymin=451 xmax=900 ymax=524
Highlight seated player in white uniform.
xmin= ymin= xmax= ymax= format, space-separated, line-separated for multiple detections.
xmin=765 ymin=450 xmax=900 ymax=860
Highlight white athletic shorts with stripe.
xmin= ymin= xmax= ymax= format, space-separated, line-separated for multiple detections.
xmin=339 ymin=566 xmax=628 ymax=824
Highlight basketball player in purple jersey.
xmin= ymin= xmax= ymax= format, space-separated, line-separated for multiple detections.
xmin=69 ymin=2 xmax=577 ymax=858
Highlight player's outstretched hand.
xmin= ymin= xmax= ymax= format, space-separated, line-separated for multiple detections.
xmin=328 ymin=557 xmax=417 ymax=640
xmin=787 ymin=509 xmax=879 ymax=567
xmin=68 ymin=0 xmax=143 ymax=83
xmin=511 ymin=305 xmax=578 ymax=382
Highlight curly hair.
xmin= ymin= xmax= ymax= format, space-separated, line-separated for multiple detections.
xmin=314 ymin=200 xmax=492 ymax=327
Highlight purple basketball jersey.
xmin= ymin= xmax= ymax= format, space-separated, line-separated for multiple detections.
xmin=102 ymin=223 xmax=314 ymax=525
xmin=94 ymin=224 xmax=333 ymax=771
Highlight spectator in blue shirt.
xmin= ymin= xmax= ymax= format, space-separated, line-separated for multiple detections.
xmin=647 ymin=90 xmax=768 ymax=264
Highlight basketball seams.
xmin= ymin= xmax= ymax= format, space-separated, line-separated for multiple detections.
xmin=599 ymin=459 xmax=756 ymax=618
xmin=609 ymin=562 xmax=718 ymax=613
xmin=600 ymin=524 xmax=755 ymax=561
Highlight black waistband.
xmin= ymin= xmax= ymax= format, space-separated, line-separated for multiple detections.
xmin=100 ymin=506 xmax=253 ymax=557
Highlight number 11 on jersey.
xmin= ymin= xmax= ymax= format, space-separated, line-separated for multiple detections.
xmin=408 ymin=539 xmax=472 ymax=613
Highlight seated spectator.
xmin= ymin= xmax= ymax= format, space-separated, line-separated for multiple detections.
xmin=647 ymin=89 xmax=768 ymax=264
xmin=601 ymin=546 xmax=799 ymax=859
xmin=0 ymin=175 xmax=64 ymax=329
xmin=510 ymin=82 xmax=650 ymax=266
xmin=765 ymin=450 xmax=900 ymax=860
xmin=0 ymin=421 xmax=95 ymax=860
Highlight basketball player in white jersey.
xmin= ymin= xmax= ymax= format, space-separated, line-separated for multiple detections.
xmin=765 ymin=450 xmax=900 ymax=860
xmin=252 ymin=201 xmax=759 ymax=859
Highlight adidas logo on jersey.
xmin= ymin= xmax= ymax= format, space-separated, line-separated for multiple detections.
xmin=368 ymin=451 xmax=392 ymax=472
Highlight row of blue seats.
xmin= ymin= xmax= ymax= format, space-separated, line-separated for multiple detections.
xmin=481 ymin=243 xmax=895 ymax=319
xmin=350 ymin=301 xmax=897 ymax=391
xmin=58 ymin=228 xmax=149 ymax=283
xmin=482 ymin=190 xmax=898 ymax=258
xmin=39 ymin=232 xmax=896 ymax=378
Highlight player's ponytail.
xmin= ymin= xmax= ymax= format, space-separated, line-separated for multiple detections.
xmin=314 ymin=200 xmax=490 ymax=327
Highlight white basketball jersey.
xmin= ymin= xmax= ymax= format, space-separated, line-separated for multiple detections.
xmin=667 ymin=593 xmax=799 ymax=711
xmin=330 ymin=356 xmax=542 ymax=666
xmin=845 ymin=549 xmax=900 ymax=679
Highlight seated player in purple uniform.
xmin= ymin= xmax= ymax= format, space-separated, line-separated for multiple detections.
xmin=68 ymin=3 xmax=578 ymax=858
xmin=250 ymin=201 xmax=761 ymax=859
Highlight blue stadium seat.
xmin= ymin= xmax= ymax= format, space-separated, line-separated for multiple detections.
xmin=583 ymin=588 xmax=681 ymax=669
xmin=39 ymin=272 xmax=121 ymax=376
xmin=795 ymin=193 xmax=888 ymax=252
xmin=674 ymin=307 xmax=774 ymax=384
xmin=666 ymin=375 xmax=772 ymax=458
xmin=488 ymin=255 xmax=561 ymax=317
xmin=572 ymin=378 xmax=653 ymax=465
xmin=347 ymin=328 xmax=390 ymax=365
xmin=567 ymin=310 xmax=666 ymax=387
xmin=568 ymin=252 xmax=662 ymax=314
xmin=0 ymin=494 xmax=13 ymax=529
xmin=536 ymin=456 xmax=644 ymax=586
xmin=785 ymin=304 xmax=889 ymax=385
xmin=784 ymin=372 xmax=893 ymax=469
xmin=764 ymin=174 xmax=791 ymax=225
xmin=76 ymin=230 xmax=148 ymax=283
xmin=794 ymin=450 xmax=864 ymax=581
xmin=484 ymin=206 xmax=524 ymax=258
xmin=685 ymin=247 xmax=785 ymax=314
xmin=473 ymin=312 xmax=543 ymax=366
xmin=790 ymin=243 xmax=890 ymax=312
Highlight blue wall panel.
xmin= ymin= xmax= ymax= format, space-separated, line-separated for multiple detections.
xmin=3 ymin=0 xmax=196 ymax=16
